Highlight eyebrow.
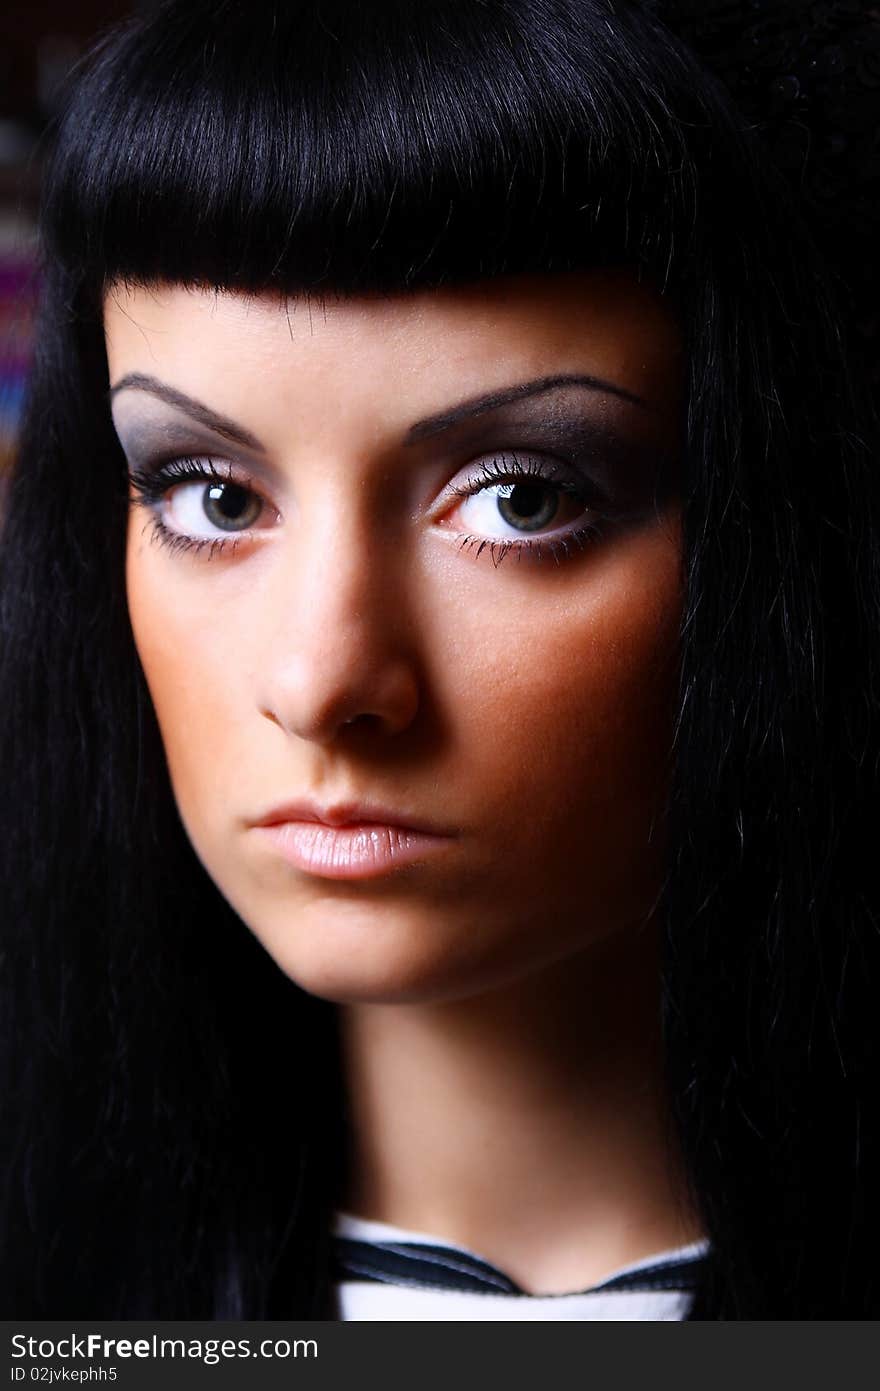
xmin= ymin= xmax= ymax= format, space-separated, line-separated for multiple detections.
xmin=404 ymin=373 xmax=648 ymax=442
xmin=107 ymin=370 xmax=648 ymax=452
xmin=108 ymin=373 xmax=266 ymax=451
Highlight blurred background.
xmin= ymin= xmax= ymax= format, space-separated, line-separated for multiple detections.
xmin=0 ymin=2 xmax=136 ymax=476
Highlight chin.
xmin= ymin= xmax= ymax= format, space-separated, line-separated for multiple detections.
xmin=231 ymin=892 xmax=463 ymax=1005
xmin=234 ymin=892 xmax=542 ymax=1008
xmin=263 ymin=944 xmax=484 ymax=1008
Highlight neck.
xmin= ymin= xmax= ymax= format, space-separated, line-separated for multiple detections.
xmin=336 ymin=918 xmax=703 ymax=1295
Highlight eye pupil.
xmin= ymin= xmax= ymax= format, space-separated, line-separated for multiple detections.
xmin=204 ymin=482 xmax=259 ymax=530
xmin=498 ymin=482 xmax=557 ymax=532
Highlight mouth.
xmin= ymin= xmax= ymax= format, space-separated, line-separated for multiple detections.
xmin=254 ymin=820 xmax=453 ymax=880
xmin=250 ymin=798 xmax=457 ymax=881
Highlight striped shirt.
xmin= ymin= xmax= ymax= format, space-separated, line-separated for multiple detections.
xmin=332 ymin=1211 xmax=709 ymax=1320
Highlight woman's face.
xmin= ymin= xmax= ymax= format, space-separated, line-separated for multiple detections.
xmin=105 ymin=270 xmax=683 ymax=1005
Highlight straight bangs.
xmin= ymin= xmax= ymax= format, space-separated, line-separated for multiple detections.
xmin=40 ymin=0 xmax=716 ymax=306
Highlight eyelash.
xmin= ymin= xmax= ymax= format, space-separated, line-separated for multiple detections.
xmin=446 ymin=455 xmax=607 ymax=568
xmin=127 ymin=453 xmax=612 ymax=567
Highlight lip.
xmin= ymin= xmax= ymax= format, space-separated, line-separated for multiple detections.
xmin=251 ymin=798 xmax=447 ymax=835
xmin=249 ymin=798 xmax=456 ymax=881
xmin=253 ymin=820 xmax=453 ymax=880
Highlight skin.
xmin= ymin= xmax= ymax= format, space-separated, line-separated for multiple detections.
xmin=105 ymin=270 xmax=700 ymax=1293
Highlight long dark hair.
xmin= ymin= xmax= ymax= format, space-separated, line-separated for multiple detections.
xmin=2 ymin=0 xmax=877 ymax=1319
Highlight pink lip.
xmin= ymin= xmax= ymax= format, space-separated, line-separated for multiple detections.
xmin=253 ymin=820 xmax=453 ymax=880
xmin=250 ymin=799 xmax=456 ymax=880
xmin=252 ymin=798 xmax=447 ymax=834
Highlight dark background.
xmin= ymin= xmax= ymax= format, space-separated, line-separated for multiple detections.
xmin=0 ymin=2 xmax=136 ymax=472
xmin=1 ymin=1 xmax=135 ymax=204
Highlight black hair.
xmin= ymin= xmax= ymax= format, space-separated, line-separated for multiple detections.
xmin=2 ymin=0 xmax=878 ymax=1318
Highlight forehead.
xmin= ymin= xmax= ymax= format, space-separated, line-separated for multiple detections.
xmin=103 ymin=271 xmax=681 ymax=432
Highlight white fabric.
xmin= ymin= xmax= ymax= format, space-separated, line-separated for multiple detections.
xmin=332 ymin=1210 xmax=709 ymax=1321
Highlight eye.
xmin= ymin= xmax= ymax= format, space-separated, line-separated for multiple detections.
xmin=128 ymin=457 xmax=277 ymax=557
xmin=165 ymin=476 xmax=263 ymax=538
xmin=440 ymin=452 xmax=614 ymax=565
xmin=128 ymin=448 xmax=634 ymax=568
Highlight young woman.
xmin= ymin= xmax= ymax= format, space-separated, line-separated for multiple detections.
xmin=2 ymin=0 xmax=878 ymax=1320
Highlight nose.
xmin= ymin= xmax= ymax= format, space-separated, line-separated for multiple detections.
xmin=258 ymin=511 xmax=421 ymax=745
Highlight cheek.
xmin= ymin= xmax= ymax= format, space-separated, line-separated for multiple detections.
xmin=125 ymin=540 xmax=241 ymax=811
xmin=439 ymin=512 xmax=682 ymax=898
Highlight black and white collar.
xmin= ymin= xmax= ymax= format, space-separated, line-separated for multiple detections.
xmin=331 ymin=1211 xmax=709 ymax=1320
